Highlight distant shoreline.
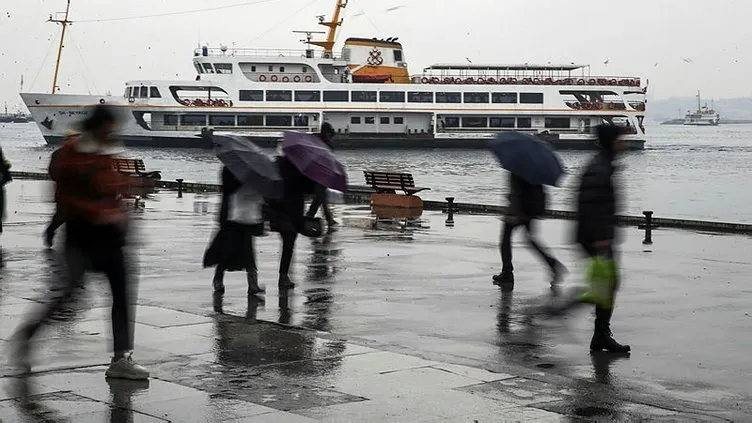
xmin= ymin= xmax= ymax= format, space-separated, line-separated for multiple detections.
xmin=660 ymin=119 xmax=752 ymax=125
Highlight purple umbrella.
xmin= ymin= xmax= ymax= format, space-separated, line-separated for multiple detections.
xmin=282 ymin=131 xmax=347 ymax=192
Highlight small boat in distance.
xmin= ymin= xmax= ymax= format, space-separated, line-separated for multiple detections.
xmin=684 ymin=91 xmax=720 ymax=126
xmin=0 ymin=103 xmax=31 ymax=123
xmin=20 ymin=0 xmax=648 ymax=150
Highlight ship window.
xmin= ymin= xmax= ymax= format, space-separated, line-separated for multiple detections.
xmin=351 ymin=91 xmax=377 ymax=102
xmin=490 ymin=117 xmax=516 ymax=128
xmin=464 ymin=92 xmax=489 ymax=104
xmin=520 ymin=93 xmax=544 ymax=104
xmin=380 ymin=91 xmax=405 ymax=103
xmin=150 ymin=87 xmax=162 ymax=98
xmin=295 ymin=90 xmax=321 ymax=102
xmin=435 ymin=92 xmax=461 ymax=103
xmin=140 ymin=86 xmax=149 ymax=98
xmin=163 ymin=114 xmax=178 ymax=125
xmin=492 ymin=92 xmax=517 ymax=104
xmin=194 ymin=63 xmax=203 ymax=74
xmin=443 ymin=117 xmax=460 ymax=128
xmin=268 ymin=66 xmax=274 ymax=72
xmin=302 ymin=67 xmax=308 ymax=73
xmin=394 ymin=50 xmax=403 ymax=62
xmin=365 ymin=117 xmax=375 ymax=124
xmin=323 ymin=91 xmax=349 ymax=102
xmin=545 ymin=117 xmax=570 ymax=129
xmin=125 ymin=87 xmax=132 ymax=97
xmin=237 ymin=115 xmax=263 ymax=126
xmin=239 ymin=90 xmax=263 ymax=101
xmin=214 ymin=63 xmax=233 ymax=74
xmin=351 ymin=116 xmax=361 ymax=124
xmin=517 ymin=117 xmax=532 ymax=128
xmin=266 ymin=90 xmax=293 ymax=101
xmin=180 ymin=114 xmax=207 ymax=126
xmin=293 ymin=116 xmax=309 ymax=127
xmin=394 ymin=117 xmax=404 ymax=124
xmin=462 ymin=117 xmax=488 ymax=128
xmin=279 ymin=66 xmax=285 ymax=72
xmin=202 ymin=63 xmax=215 ymax=73
xmin=380 ymin=117 xmax=390 ymax=124
xmin=266 ymin=115 xmax=292 ymax=127
xmin=209 ymin=115 xmax=235 ymax=126
xmin=408 ymin=92 xmax=433 ymax=103
xmin=251 ymin=66 xmax=257 ymax=72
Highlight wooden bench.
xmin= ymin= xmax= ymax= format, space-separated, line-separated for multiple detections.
xmin=363 ymin=171 xmax=430 ymax=196
xmin=112 ymin=158 xmax=162 ymax=180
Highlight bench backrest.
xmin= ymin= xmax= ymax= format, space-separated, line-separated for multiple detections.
xmin=113 ymin=158 xmax=146 ymax=173
xmin=363 ymin=171 xmax=416 ymax=188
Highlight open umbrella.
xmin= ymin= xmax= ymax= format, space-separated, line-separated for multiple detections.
xmin=281 ymin=131 xmax=347 ymax=192
xmin=489 ymin=132 xmax=565 ymax=186
xmin=213 ymin=134 xmax=283 ymax=199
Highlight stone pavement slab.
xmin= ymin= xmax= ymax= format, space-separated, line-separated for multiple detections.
xmin=1 ymin=180 xmax=751 ymax=421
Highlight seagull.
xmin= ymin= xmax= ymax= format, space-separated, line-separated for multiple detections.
xmin=603 ymin=58 xmax=610 ymax=65
xmin=385 ymin=5 xmax=405 ymax=12
xmin=465 ymin=57 xmax=472 ymax=64
xmin=681 ymin=57 xmax=693 ymax=63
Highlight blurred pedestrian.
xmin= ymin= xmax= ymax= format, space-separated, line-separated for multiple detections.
xmin=11 ymin=105 xmax=149 ymax=384
xmin=575 ymin=124 xmax=630 ymax=353
xmin=204 ymin=166 xmax=265 ymax=296
xmin=493 ymin=173 xmax=564 ymax=291
xmin=306 ymin=122 xmax=338 ymax=229
xmin=265 ymin=152 xmax=315 ymax=291
xmin=0 ymin=145 xmax=11 ymax=234
xmin=44 ymin=130 xmax=79 ymax=248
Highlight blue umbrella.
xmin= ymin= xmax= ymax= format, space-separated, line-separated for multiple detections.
xmin=489 ymin=132 xmax=565 ymax=186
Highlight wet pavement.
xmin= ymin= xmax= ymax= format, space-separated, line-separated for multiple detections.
xmin=1 ymin=180 xmax=751 ymax=422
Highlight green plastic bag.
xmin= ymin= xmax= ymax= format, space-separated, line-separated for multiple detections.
xmin=579 ymin=257 xmax=617 ymax=308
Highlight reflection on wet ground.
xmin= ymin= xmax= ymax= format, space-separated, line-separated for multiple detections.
xmin=1 ymin=181 xmax=751 ymax=421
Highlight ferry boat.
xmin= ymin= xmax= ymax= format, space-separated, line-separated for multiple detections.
xmin=21 ymin=0 xmax=648 ymax=150
xmin=684 ymin=91 xmax=720 ymax=126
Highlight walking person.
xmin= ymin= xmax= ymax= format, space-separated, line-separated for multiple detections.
xmin=44 ymin=130 xmax=79 ymax=247
xmin=0 ymin=145 xmax=11 ymax=235
xmin=306 ymin=123 xmax=337 ymax=228
xmin=11 ymin=105 xmax=149 ymax=384
xmin=204 ymin=166 xmax=265 ymax=296
xmin=575 ymin=124 xmax=630 ymax=353
xmin=266 ymin=153 xmax=315 ymax=291
xmin=493 ymin=173 xmax=564 ymax=291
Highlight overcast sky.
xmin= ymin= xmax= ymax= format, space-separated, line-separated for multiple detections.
xmin=1 ymin=0 xmax=749 ymax=110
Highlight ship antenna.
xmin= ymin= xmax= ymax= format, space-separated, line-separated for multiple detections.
xmin=49 ymin=0 xmax=73 ymax=94
xmin=309 ymin=0 xmax=348 ymax=57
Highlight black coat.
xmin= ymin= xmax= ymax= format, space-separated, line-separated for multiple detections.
xmin=265 ymin=156 xmax=315 ymax=233
xmin=575 ymin=151 xmax=619 ymax=246
xmin=507 ymin=173 xmax=546 ymax=219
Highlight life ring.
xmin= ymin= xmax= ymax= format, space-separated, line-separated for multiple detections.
xmin=99 ymin=98 xmax=105 ymax=104
xmin=532 ymin=78 xmax=541 ymax=85
xmin=588 ymin=79 xmax=597 ymax=85
xmin=305 ymin=75 xmax=313 ymax=82
xmin=293 ymin=75 xmax=301 ymax=82
xmin=477 ymin=78 xmax=486 ymax=84
xmin=271 ymin=75 xmax=278 ymax=82
xmin=454 ymin=77 xmax=462 ymax=84
xmin=181 ymin=99 xmax=191 ymax=106
xmin=487 ymin=77 xmax=496 ymax=84
xmin=465 ymin=77 xmax=474 ymax=84
xmin=577 ymin=79 xmax=585 ymax=85
xmin=508 ymin=78 xmax=517 ymax=84
xmin=217 ymin=99 xmax=227 ymax=107
xmin=430 ymin=77 xmax=440 ymax=84
xmin=499 ymin=78 xmax=507 ymax=84
xmin=521 ymin=78 xmax=531 ymax=85
xmin=609 ymin=79 xmax=617 ymax=85
xmin=192 ymin=99 xmax=203 ymax=106
xmin=259 ymin=75 xmax=267 ymax=82
xmin=282 ymin=76 xmax=290 ymax=82
xmin=421 ymin=77 xmax=429 ymax=84
xmin=572 ymin=103 xmax=581 ymax=110
xmin=583 ymin=103 xmax=592 ymax=110
xmin=544 ymin=78 xmax=553 ymax=85
xmin=443 ymin=77 xmax=452 ymax=84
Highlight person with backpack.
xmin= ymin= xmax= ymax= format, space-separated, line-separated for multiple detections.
xmin=492 ymin=173 xmax=564 ymax=291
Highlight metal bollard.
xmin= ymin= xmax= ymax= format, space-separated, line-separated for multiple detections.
xmin=445 ymin=197 xmax=455 ymax=227
xmin=642 ymin=211 xmax=654 ymax=245
xmin=176 ymin=179 xmax=184 ymax=198
xmin=134 ymin=196 xmax=141 ymax=210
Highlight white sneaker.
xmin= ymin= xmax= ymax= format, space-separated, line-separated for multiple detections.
xmin=105 ymin=353 xmax=150 ymax=380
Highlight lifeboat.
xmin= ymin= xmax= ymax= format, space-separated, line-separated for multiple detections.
xmin=352 ymin=74 xmax=392 ymax=83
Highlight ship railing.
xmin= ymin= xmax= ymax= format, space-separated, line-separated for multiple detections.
xmin=411 ymin=74 xmax=642 ymax=87
xmin=194 ymin=47 xmax=341 ymax=60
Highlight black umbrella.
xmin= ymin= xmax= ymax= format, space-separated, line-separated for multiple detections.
xmin=213 ymin=134 xmax=283 ymax=199
xmin=489 ymin=132 xmax=565 ymax=186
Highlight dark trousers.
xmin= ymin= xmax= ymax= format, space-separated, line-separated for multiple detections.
xmin=582 ymin=243 xmax=617 ymax=333
xmin=306 ymin=184 xmax=333 ymax=223
xmin=214 ymin=237 xmax=256 ymax=281
xmin=19 ymin=224 xmax=134 ymax=353
xmin=500 ymin=219 xmax=557 ymax=273
xmin=46 ymin=209 xmax=65 ymax=237
xmin=280 ymin=231 xmax=297 ymax=275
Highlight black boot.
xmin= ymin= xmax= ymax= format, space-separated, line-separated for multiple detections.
xmin=247 ymin=271 xmax=265 ymax=296
xmin=492 ymin=271 xmax=514 ymax=291
xmin=590 ymin=328 xmax=631 ymax=353
xmin=278 ymin=274 xmax=295 ymax=291
xmin=212 ymin=269 xmax=225 ymax=294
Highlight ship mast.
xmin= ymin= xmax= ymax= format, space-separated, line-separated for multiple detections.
xmin=49 ymin=0 xmax=73 ymax=94
xmin=696 ymin=90 xmax=701 ymax=111
xmin=309 ymin=0 xmax=348 ymax=57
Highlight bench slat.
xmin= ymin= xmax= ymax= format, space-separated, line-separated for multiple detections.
xmin=364 ymin=170 xmax=428 ymax=196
